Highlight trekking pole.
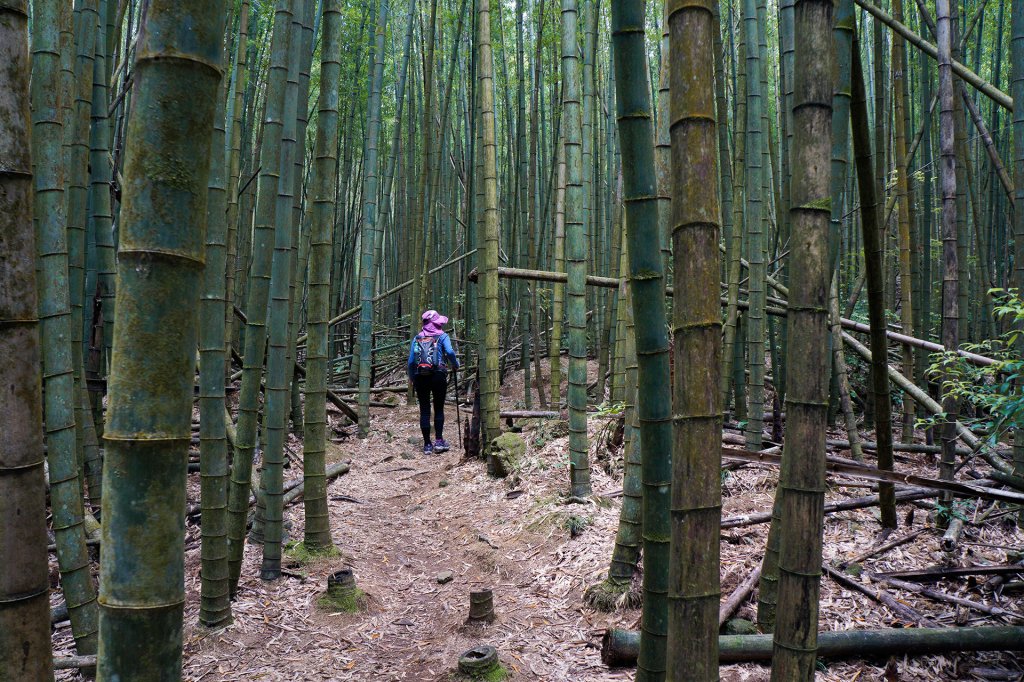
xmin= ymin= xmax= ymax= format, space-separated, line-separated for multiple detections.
xmin=453 ymin=366 xmax=464 ymax=451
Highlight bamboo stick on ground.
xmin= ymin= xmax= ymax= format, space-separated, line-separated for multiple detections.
xmin=719 ymin=565 xmax=762 ymax=626
xmin=869 ymin=573 xmax=1024 ymax=620
xmin=601 ymin=626 xmax=1024 ymax=667
xmin=823 ymin=565 xmax=940 ymax=626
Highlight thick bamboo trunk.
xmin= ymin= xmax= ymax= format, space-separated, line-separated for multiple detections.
xmin=98 ymin=0 xmax=225 ymax=674
xmin=662 ymin=0 xmax=724 ymax=676
xmin=1 ymin=5 xmax=56 ymax=676
xmin=301 ymin=0 xmax=342 ymax=554
xmin=478 ymin=0 xmax=502 ymax=461
xmin=768 ymin=0 xmax=832 ymax=675
xmin=560 ymin=0 xmax=590 ymax=497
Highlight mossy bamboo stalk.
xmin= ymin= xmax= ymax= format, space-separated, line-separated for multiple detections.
xmin=478 ymin=0 xmax=502 ymax=455
xmin=742 ymin=0 xmax=766 ymax=450
xmin=1 ymin=4 xmax=56 ymax=675
xmin=258 ymin=0 xmax=305 ymax=581
xmin=302 ymin=0 xmax=342 ymax=554
xmin=32 ymin=0 xmax=99 ymax=657
xmin=935 ymin=0 xmax=960 ymax=522
xmin=561 ymin=0 xmax=590 ymax=497
xmin=198 ymin=37 xmax=233 ymax=629
xmin=663 ymin=0 xmax=724 ymax=674
xmin=227 ymin=0 xmax=293 ymax=594
xmin=768 ymin=0 xmax=832 ymax=674
xmin=97 ymin=0 xmax=225 ymax=674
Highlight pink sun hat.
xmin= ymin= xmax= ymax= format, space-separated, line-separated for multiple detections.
xmin=422 ymin=309 xmax=449 ymax=326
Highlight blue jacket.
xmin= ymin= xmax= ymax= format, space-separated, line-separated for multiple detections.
xmin=408 ymin=331 xmax=459 ymax=379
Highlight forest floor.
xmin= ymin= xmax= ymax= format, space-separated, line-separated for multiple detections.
xmin=51 ymin=359 xmax=1024 ymax=681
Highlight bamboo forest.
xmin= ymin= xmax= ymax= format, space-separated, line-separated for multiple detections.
xmin=8 ymin=0 xmax=1024 ymax=679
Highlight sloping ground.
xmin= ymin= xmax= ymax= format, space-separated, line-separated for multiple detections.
xmin=52 ymin=360 xmax=1024 ymax=680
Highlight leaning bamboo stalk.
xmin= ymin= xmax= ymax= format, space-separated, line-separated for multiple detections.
xmin=839 ymin=332 xmax=1012 ymax=474
xmin=98 ymin=0 xmax=226 ymax=673
xmin=853 ymin=0 xmax=1012 ymax=111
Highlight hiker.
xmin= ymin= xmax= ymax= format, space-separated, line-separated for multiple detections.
xmin=408 ymin=310 xmax=460 ymax=454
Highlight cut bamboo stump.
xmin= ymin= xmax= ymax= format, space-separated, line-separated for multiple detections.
xmin=457 ymin=645 xmax=500 ymax=675
xmin=467 ymin=589 xmax=495 ymax=624
xmin=601 ymin=626 xmax=1024 ymax=667
xmin=318 ymin=568 xmax=367 ymax=613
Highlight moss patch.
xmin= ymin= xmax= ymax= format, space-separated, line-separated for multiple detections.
xmin=316 ymin=587 xmax=368 ymax=613
xmin=284 ymin=540 xmax=341 ymax=565
xmin=583 ymin=578 xmax=642 ymax=612
xmin=447 ymin=664 xmax=510 ymax=681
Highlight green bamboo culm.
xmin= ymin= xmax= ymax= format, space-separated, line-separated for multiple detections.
xmin=768 ymin=0 xmax=832 ymax=674
xmin=97 ymin=0 xmax=226 ymax=676
xmin=609 ymin=2 xmax=673 ymax=679
xmin=561 ymin=0 xmax=591 ymax=498
xmin=68 ymin=0 xmax=98 ymax=483
xmin=356 ymin=0 xmax=390 ymax=438
xmin=478 ymin=0 xmax=503 ymax=461
xmin=302 ymin=0 xmax=343 ymax=554
xmin=31 ymin=0 xmax=100 ymax=658
xmin=550 ymin=139 xmax=566 ymax=406
xmin=227 ymin=0 xmax=295 ymax=594
xmin=0 ymin=3 xmax=56 ymax=677
xmin=259 ymin=0 xmax=306 ymax=582
xmin=664 ymin=0 xmax=724 ymax=675
xmin=1012 ymin=0 xmax=1024 ymax=510
xmin=197 ymin=31 xmax=234 ymax=629
xmin=607 ymin=249 xmax=642 ymax=584
xmin=223 ymin=0 xmax=251 ymax=376
xmin=741 ymin=0 xmax=766 ymax=450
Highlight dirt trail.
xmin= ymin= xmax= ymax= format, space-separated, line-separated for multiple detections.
xmin=50 ymin=361 xmax=1024 ymax=681
xmin=178 ymin=397 xmax=633 ymax=682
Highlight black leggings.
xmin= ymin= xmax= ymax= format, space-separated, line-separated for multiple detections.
xmin=413 ymin=372 xmax=448 ymax=444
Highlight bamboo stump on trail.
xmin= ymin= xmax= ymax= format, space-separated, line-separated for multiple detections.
xmin=466 ymin=589 xmax=495 ymax=624
xmin=317 ymin=569 xmax=368 ymax=613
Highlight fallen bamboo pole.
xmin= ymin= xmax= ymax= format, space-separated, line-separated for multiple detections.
xmin=721 ymin=487 xmax=941 ymax=530
xmin=719 ymin=565 xmax=762 ymax=626
xmin=54 ymin=655 xmax=97 ymax=670
xmin=722 ymin=447 xmax=1024 ymax=504
xmin=823 ymin=565 xmax=940 ymax=627
xmin=601 ymin=626 xmax=1024 ymax=667
xmin=869 ymin=574 xmax=1024 ymax=621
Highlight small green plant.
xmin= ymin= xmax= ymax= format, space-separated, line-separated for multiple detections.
xmin=284 ymin=540 xmax=340 ymax=564
xmin=564 ymin=514 xmax=592 ymax=537
xmin=922 ymin=288 xmax=1024 ymax=447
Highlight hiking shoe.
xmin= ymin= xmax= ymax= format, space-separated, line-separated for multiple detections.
xmin=423 ymin=442 xmax=434 ymax=455
xmin=434 ymin=438 xmax=450 ymax=453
